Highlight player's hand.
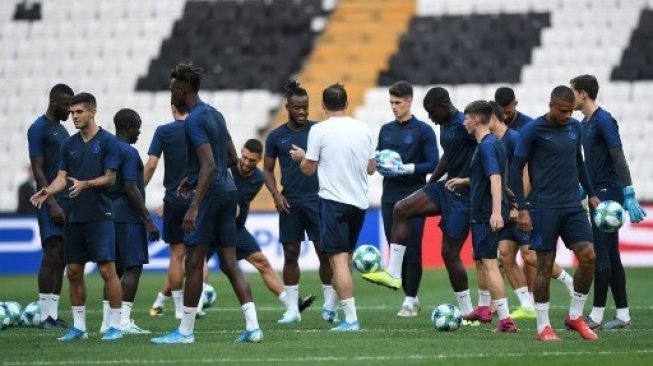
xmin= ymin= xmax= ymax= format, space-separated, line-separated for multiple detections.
xmin=145 ymin=219 xmax=160 ymax=242
xmin=509 ymin=208 xmax=519 ymax=222
xmin=516 ymin=210 xmax=532 ymax=233
xmin=30 ymin=189 xmax=49 ymax=209
xmin=177 ymin=177 xmax=191 ymax=199
xmin=272 ymin=192 xmax=291 ymax=214
xmin=445 ymin=177 xmax=469 ymax=191
xmin=490 ymin=212 xmax=504 ymax=232
xmin=156 ymin=204 xmax=164 ymax=218
xmin=68 ymin=177 xmax=87 ymax=198
xmin=48 ymin=201 xmax=66 ymax=224
xmin=588 ymin=196 xmax=601 ymax=210
xmin=623 ymin=186 xmax=647 ymax=223
xmin=289 ymin=144 xmax=305 ymax=163
xmin=182 ymin=205 xmax=198 ymax=232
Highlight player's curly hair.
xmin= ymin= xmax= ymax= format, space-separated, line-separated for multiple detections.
xmin=285 ymin=79 xmax=308 ymax=101
xmin=170 ymin=62 xmax=204 ymax=93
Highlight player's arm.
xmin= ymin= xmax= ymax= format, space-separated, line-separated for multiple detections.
xmin=489 ymin=174 xmax=504 ymax=231
xmin=143 ymin=155 xmax=159 ymax=186
xmin=68 ymin=169 xmax=117 ymax=199
xmin=31 ymin=170 xmax=69 ymax=209
xmin=428 ymin=154 xmax=447 ymax=183
xmin=227 ymin=139 xmax=237 ymax=168
xmin=144 ymin=128 xmax=163 ymax=186
xmin=576 ymin=137 xmax=598 ymax=209
xmin=295 ymin=129 xmax=320 ymax=176
xmin=509 ymin=125 xmax=535 ymax=232
xmin=414 ymin=126 xmax=439 ymax=174
xmin=29 ymin=156 xmax=65 ymax=222
xmin=600 ymin=116 xmax=646 ymax=222
xmin=125 ymin=180 xmax=160 ymax=241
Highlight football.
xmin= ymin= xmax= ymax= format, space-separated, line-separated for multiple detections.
xmin=203 ymin=283 xmax=217 ymax=308
xmin=352 ymin=244 xmax=382 ymax=273
xmin=377 ymin=149 xmax=402 ymax=169
xmin=593 ymin=200 xmax=625 ymax=233
xmin=431 ymin=303 xmax=462 ymax=331
xmin=20 ymin=301 xmax=41 ymax=327
xmin=0 ymin=304 xmax=10 ymax=330
xmin=1 ymin=301 xmax=22 ymax=326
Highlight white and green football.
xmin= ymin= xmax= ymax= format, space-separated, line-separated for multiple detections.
xmin=593 ymin=200 xmax=625 ymax=233
xmin=202 ymin=283 xmax=217 ymax=308
xmin=2 ymin=301 xmax=23 ymax=326
xmin=431 ymin=303 xmax=462 ymax=331
xmin=377 ymin=149 xmax=402 ymax=169
xmin=20 ymin=301 xmax=41 ymax=326
xmin=352 ymin=244 xmax=381 ymax=274
xmin=0 ymin=304 xmax=10 ymax=330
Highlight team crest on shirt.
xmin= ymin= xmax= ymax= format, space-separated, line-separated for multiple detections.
xmin=91 ymin=142 xmax=101 ymax=154
xmin=403 ymin=133 xmax=413 ymax=145
xmin=567 ymin=128 xmax=577 ymax=140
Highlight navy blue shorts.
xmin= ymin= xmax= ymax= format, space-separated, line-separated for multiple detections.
xmin=382 ymin=201 xmax=424 ymax=265
xmin=498 ymin=222 xmax=530 ymax=246
xmin=235 ymin=227 xmax=261 ymax=260
xmin=36 ymin=199 xmax=70 ymax=243
xmin=590 ymin=187 xmax=624 ymax=270
xmin=64 ymin=221 xmax=115 ymax=264
xmin=529 ymin=207 xmax=593 ymax=252
xmin=115 ymin=222 xmax=149 ymax=267
xmin=163 ymin=201 xmax=189 ymax=245
xmin=319 ymin=198 xmax=366 ymax=254
xmin=421 ymin=181 xmax=470 ymax=240
xmin=184 ymin=190 xmax=237 ymax=248
xmin=279 ymin=198 xmax=320 ymax=243
xmin=471 ymin=222 xmax=499 ymax=260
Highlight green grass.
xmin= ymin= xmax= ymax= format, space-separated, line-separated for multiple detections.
xmin=1 ymin=268 xmax=652 ymax=365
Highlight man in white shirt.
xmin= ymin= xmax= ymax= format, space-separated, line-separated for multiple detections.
xmin=290 ymin=83 xmax=376 ymax=331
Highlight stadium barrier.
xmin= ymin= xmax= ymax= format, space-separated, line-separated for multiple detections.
xmin=1 ymin=207 xmax=651 ymax=274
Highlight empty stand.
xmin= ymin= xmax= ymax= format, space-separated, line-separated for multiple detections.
xmin=613 ymin=9 xmax=653 ymax=80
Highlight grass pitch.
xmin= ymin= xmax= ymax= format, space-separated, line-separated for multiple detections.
xmin=1 ymin=268 xmax=652 ymax=365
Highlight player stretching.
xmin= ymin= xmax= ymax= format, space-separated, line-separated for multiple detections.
xmin=462 ymin=100 xmax=517 ymax=332
xmin=27 ymin=84 xmax=74 ymax=329
xmin=571 ymin=74 xmax=647 ymax=329
xmin=290 ymin=83 xmax=376 ymax=331
xmin=151 ymin=63 xmax=261 ymax=344
xmin=376 ymin=81 xmax=438 ymax=317
xmin=230 ymin=139 xmax=315 ymax=317
xmin=363 ymin=87 xmax=477 ymax=321
xmin=510 ymin=86 xmax=598 ymax=342
xmin=264 ymin=80 xmax=326 ymax=324
xmin=487 ymin=102 xmax=573 ymax=319
xmin=31 ymin=92 xmax=123 ymax=341
xmin=145 ymin=101 xmax=191 ymax=319
xmin=101 ymin=109 xmax=159 ymax=334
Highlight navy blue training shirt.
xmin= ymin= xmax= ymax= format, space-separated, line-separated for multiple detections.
xmin=507 ymin=111 xmax=533 ymax=131
xmin=109 ymin=139 xmax=145 ymax=223
xmin=231 ymin=166 xmax=264 ymax=229
xmin=59 ymin=128 xmax=120 ymax=222
xmin=27 ymin=115 xmax=71 ymax=199
xmin=581 ymin=107 xmax=622 ymax=191
xmin=377 ymin=115 xmax=439 ymax=203
xmin=500 ymin=128 xmax=520 ymax=171
xmin=439 ymin=111 xmax=476 ymax=184
xmin=470 ymin=133 xmax=508 ymax=222
xmin=265 ymin=121 xmax=319 ymax=200
xmin=148 ymin=120 xmax=190 ymax=204
xmin=184 ymin=101 xmax=236 ymax=193
xmin=510 ymin=116 xmax=593 ymax=209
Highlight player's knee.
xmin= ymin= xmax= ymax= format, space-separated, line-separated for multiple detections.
xmin=97 ymin=264 xmax=118 ymax=281
xmin=393 ymin=200 xmax=410 ymax=220
xmin=581 ymin=247 xmax=596 ymax=266
xmin=250 ymin=255 xmax=271 ymax=272
xmin=283 ymin=245 xmax=300 ymax=261
xmin=66 ymin=266 xmax=83 ymax=281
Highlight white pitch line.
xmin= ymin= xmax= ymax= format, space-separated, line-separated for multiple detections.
xmin=3 ymin=349 xmax=653 ymax=366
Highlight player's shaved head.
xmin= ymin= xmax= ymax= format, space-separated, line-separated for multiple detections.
xmin=494 ymin=87 xmax=516 ymax=107
xmin=49 ymin=84 xmax=74 ymax=100
xmin=423 ymin=87 xmax=450 ymax=111
xmin=114 ymin=108 xmax=141 ymax=132
xmin=550 ymin=86 xmax=575 ymax=104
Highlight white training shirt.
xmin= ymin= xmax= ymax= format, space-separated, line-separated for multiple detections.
xmin=305 ymin=116 xmax=375 ymax=209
